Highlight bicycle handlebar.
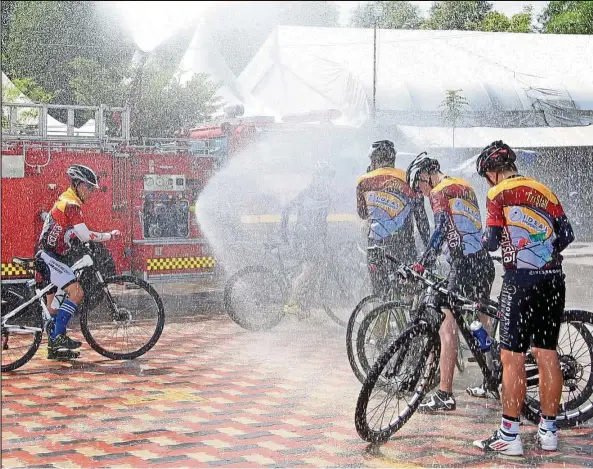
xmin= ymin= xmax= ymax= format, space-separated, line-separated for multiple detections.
xmin=384 ymin=253 xmax=498 ymax=313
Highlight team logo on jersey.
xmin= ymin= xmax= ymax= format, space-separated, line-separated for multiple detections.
xmin=449 ymin=198 xmax=482 ymax=229
xmin=366 ymin=191 xmax=406 ymax=218
xmin=505 ymin=206 xmax=552 ymax=242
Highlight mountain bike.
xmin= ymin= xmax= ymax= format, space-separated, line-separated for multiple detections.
xmin=1 ymin=244 xmax=165 ymax=372
xmin=355 ymin=256 xmax=593 ymax=444
xmin=346 ymin=246 xmax=464 ymax=384
xmin=224 ymin=240 xmax=359 ymax=330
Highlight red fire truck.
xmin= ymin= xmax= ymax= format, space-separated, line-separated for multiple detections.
xmin=0 ymin=102 xmax=276 ymax=285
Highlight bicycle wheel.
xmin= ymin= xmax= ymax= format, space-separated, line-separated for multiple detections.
xmin=224 ymin=265 xmax=286 ymax=331
xmin=346 ymin=295 xmax=383 ymax=384
xmin=355 ymin=322 xmax=440 ymax=444
xmin=322 ymin=262 xmax=362 ymax=327
xmin=1 ymin=290 xmax=43 ymax=372
xmin=80 ymin=275 xmax=165 ymax=360
xmin=356 ymin=301 xmax=412 ymax=380
xmin=522 ymin=309 xmax=593 ymax=428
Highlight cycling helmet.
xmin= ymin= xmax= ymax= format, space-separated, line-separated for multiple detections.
xmin=66 ymin=164 xmax=100 ymax=189
xmin=314 ymin=160 xmax=336 ymax=179
xmin=368 ymin=140 xmax=396 ymax=163
xmin=406 ymin=152 xmax=440 ymax=191
xmin=476 ymin=140 xmax=517 ymax=177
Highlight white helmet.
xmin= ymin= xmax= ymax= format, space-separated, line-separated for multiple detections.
xmin=66 ymin=164 xmax=100 ymax=189
xmin=406 ymin=152 xmax=440 ymax=191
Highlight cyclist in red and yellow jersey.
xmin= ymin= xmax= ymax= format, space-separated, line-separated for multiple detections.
xmin=473 ymin=141 xmax=574 ymax=456
xmin=36 ymin=165 xmax=121 ymax=360
xmin=356 ymin=141 xmax=430 ymax=299
xmin=406 ymin=153 xmax=495 ymax=414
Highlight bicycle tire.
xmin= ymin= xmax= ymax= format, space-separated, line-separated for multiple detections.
xmin=356 ymin=301 xmax=411 ymax=379
xmin=346 ymin=295 xmax=383 ymax=384
xmin=80 ymin=275 xmax=165 ymax=360
xmin=1 ymin=299 xmax=43 ymax=372
xmin=355 ymin=322 xmax=440 ymax=444
xmin=522 ymin=309 xmax=593 ymax=428
xmin=224 ymin=265 xmax=286 ymax=331
xmin=456 ymin=331 xmax=465 ymax=373
xmin=322 ymin=263 xmax=361 ymax=328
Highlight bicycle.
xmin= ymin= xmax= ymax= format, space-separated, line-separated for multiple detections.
xmin=1 ymin=243 xmax=166 ymax=372
xmin=347 ymin=246 xmax=464 ymax=385
xmin=224 ymin=240 xmax=359 ymax=330
xmin=355 ymin=255 xmax=593 ymax=444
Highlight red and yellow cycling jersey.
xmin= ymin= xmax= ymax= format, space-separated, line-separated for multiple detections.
xmin=428 ymin=177 xmax=484 ymax=260
xmin=486 ymin=176 xmax=565 ymax=270
xmin=356 ymin=167 xmax=421 ymax=241
xmin=37 ymin=188 xmax=85 ymax=257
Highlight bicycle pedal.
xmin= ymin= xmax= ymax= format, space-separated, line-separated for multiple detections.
xmin=468 ymin=357 xmax=477 ymax=363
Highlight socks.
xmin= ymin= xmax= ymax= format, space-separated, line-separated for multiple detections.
xmin=539 ymin=415 xmax=557 ymax=433
xmin=50 ymin=299 xmax=78 ymax=339
xmin=499 ymin=414 xmax=520 ymax=441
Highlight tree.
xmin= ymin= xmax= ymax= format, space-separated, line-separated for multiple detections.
xmin=539 ymin=1 xmax=593 ymax=34
xmin=479 ymin=6 xmax=533 ymax=32
xmin=4 ymin=1 xmax=135 ymax=111
xmin=422 ymin=1 xmax=493 ymax=31
xmin=68 ymin=58 xmax=223 ymax=139
xmin=439 ymin=89 xmax=469 ymax=148
xmin=349 ymin=1 xmax=422 ymax=29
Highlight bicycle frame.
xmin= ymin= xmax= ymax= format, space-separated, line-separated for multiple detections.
xmin=2 ymin=254 xmax=95 ymax=333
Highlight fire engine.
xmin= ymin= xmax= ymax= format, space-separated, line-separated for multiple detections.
xmin=1 ymin=102 xmax=363 ymax=288
xmin=0 ymin=102 xmax=278 ymax=285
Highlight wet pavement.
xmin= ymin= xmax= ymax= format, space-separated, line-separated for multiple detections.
xmin=2 ymin=246 xmax=593 ymax=468
xmin=3 ymin=306 xmax=593 ymax=468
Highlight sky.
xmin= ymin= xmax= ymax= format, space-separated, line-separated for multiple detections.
xmin=110 ymin=1 xmax=550 ymax=52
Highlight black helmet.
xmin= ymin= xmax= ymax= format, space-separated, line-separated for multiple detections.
xmin=406 ymin=152 xmax=440 ymax=191
xmin=66 ymin=164 xmax=100 ymax=188
xmin=368 ymin=140 xmax=396 ymax=163
xmin=476 ymin=141 xmax=517 ymax=177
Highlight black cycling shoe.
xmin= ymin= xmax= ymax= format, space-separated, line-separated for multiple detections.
xmin=49 ymin=333 xmax=82 ymax=350
xmin=47 ymin=348 xmax=80 ymax=360
xmin=418 ymin=391 xmax=456 ymax=413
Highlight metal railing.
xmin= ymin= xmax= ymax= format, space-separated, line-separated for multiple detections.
xmin=1 ymin=103 xmax=130 ymax=144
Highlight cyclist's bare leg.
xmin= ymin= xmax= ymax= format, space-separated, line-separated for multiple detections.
xmin=438 ymin=307 xmax=458 ymax=393
xmin=64 ymin=282 xmax=84 ymax=305
xmin=289 ymin=261 xmax=317 ymax=306
xmin=46 ymin=293 xmax=58 ymax=315
xmin=500 ymin=350 xmax=527 ymax=418
xmin=531 ymin=347 xmax=562 ymax=416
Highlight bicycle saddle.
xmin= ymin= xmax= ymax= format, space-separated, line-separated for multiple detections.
xmin=12 ymin=257 xmax=36 ymax=268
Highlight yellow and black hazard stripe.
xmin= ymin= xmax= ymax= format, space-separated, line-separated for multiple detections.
xmin=146 ymin=257 xmax=216 ymax=271
xmin=1 ymin=263 xmax=34 ymax=278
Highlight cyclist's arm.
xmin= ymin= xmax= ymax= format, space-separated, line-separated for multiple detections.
xmin=356 ymin=181 xmax=367 ymax=219
xmin=72 ymin=223 xmax=113 ymax=243
xmin=419 ymin=211 xmax=447 ymax=266
xmin=552 ymin=214 xmax=574 ymax=253
xmin=280 ymin=196 xmax=299 ymax=242
xmin=411 ymin=196 xmax=430 ymax=248
xmin=482 ymin=189 xmax=504 ymax=251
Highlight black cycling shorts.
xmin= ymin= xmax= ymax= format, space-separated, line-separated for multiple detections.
xmin=444 ymin=252 xmax=495 ymax=305
xmin=498 ymin=273 xmax=565 ymax=353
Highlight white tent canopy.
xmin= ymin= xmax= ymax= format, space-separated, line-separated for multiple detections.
xmin=174 ymin=20 xmax=277 ymax=119
xmin=239 ymin=26 xmax=593 ymax=127
xmin=397 ymin=124 xmax=593 ymax=150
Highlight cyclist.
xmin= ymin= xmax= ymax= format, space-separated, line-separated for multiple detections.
xmin=473 ymin=141 xmax=574 ymax=456
xmin=356 ymin=141 xmax=430 ymax=300
xmin=405 ymin=153 xmax=495 ymax=413
xmin=281 ymin=160 xmax=336 ymax=319
xmin=36 ymin=165 xmax=121 ymax=360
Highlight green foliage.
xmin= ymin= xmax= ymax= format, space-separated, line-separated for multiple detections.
xmin=540 ymin=1 xmax=593 ymax=34
xmin=479 ymin=6 xmax=533 ymax=32
xmin=349 ymin=1 xmax=422 ymax=29
xmin=439 ymin=89 xmax=469 ymax=128
xmin=422 ymin=1 xmax=493 ymax=31
xmin=67 ymin=57 xmax=223 ymax=138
